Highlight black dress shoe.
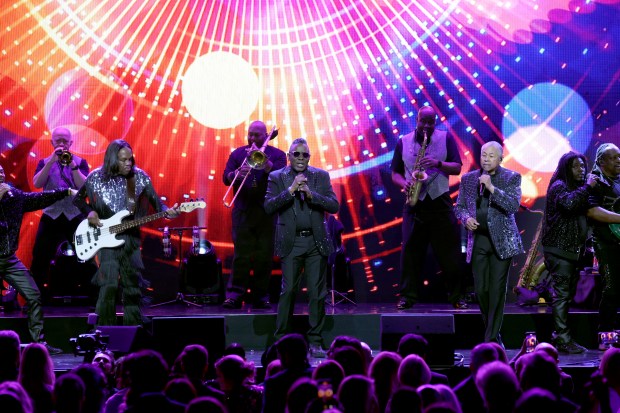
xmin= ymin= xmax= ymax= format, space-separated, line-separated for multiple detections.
xmin=252 ymin=300 xmax=271 ymax=310
xmin=397 ymin=298 xmax=414 ymax=310
xmin=222 ymin=298 xmax=242 ymax=309
xmin=453 ymin=299 xmax=469 ymax=309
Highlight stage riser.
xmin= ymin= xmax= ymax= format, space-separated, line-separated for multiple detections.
xmin=0 ymin=312 xmax=604 ymax=357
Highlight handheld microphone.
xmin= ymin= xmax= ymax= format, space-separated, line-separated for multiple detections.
xmin=479 ymin=170 xmax=488 ymax=196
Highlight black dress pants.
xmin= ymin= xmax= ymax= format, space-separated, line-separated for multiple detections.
xmin=472 ymin=233 xmax=512 ymax=344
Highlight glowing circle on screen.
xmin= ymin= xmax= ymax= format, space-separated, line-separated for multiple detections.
xmin=504 ymin=125 xmax=572 ymax=172
xmin=182 ymin=52 xmax=259 ymax=129
xmin=502 ymin=82 xmax=593 ymax=172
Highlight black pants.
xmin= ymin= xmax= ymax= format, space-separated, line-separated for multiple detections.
xmin=1 ymin=254 xmax=44 ymax=342
xmin=31 ymin=214 xmax=82 ymax=285
xmin=227 ymin=220 xmax=275 ymax=303
xmin=275 ymin=235 xmax=327 ymax=346
xmin=544 ymin=253 xmax=580 ymax=343
xmin=400 ymin=208 xmax=462 ymax=304
xmin=472 ymin=233 xmax=512 ymax=344
xmin=594 ymin=239 xmax=620 ymax=331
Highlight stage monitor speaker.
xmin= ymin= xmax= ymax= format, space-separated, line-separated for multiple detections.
xmin=381 ymin=314 xmax=455 ymax=367
xmin=151 ymin=316 xmax=225 ymax=366
xmin=97 ymin=326 xmax=152 ymax=354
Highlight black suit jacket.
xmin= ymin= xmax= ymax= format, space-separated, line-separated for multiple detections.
xmin=264 ymin=166 xmax=339 ymax=257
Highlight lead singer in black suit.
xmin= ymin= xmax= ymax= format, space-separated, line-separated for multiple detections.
xmin=455 ymin=141 xmax=524 ymax=346
xmin=264 ymin=138 xmax=339 ymax=356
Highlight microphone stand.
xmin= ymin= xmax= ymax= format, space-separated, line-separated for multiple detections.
xmin=150 ymin=226 xmax=208 ymax=308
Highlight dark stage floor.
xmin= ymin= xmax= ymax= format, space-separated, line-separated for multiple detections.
xmin=1 ymin=300 xmax=609 ymax=371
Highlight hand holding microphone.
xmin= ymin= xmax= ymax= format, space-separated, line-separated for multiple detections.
xmin=479 ymin=170 xmax=491 ymax=196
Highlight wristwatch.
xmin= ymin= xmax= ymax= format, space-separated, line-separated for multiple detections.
xmin=71 ymin=166 xmax=79 ymax=171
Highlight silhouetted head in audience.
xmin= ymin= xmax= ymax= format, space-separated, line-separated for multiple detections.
xmin=475 ymin=361 xmax=520 ymax=413
xmin=223 ymin=342 xmax=246 ymax=359
xmin=19 ymin=342 xmax=55 ymax=390
xmin=327 ymin=335 xmax=364 ymax=358
xmin=518 ymin=351 xmax=561 ymax=396
xmin=514 ymin=388 xmax=560 ymax=413
xmin=487 ymin=342 xmax=508 ymax=364
xmin=312 ymin=359 xmax=345 ymax=392
xmin=0 ymin=381 xmax=33 ymax=413
xmin=72 ymin=363 xmax=108 ymax=413
xmin=534 ymin=342 xmax=559 ymax=363
xmin=265 ymin=359 xmax=282 ymax=379
xmin=330 ymin=345 xmax=366 ymax=376
xmin=600 ymin=347 xmax=620 ymax=391
xmin=275 ymin=333 xmax=309 ymax=369
xmin=163 ymin=377 xmax=197 ymax=405
xmin=369 ymin=351 xmax=402 ymax=413
xmin=215 ymin=354 xmax=255 ymax=391
xmin=53 ymin=373 xmax=85 ymax=413
xmin=417 ymin=384 xmax=462 ymax=413
xmin=185 ymin=396 xmax=227 ymax=413
xmin=0 ymin=330 xmax=21 ymax=383
xmin=122 ymin=349 xmax=169 ymax=407
xmin=286 ymin=377 xmax=319 ymax=413
xmin=398 ymin=354 xmax=431 ymax=389
xmin=178 ymin=344 xmax=209 ymax=381
xmin=385 ymin=385 xmax=422 ymax=413
xmin=338 ymin=374 xmax=379 ymax=413
xmin=469 ymin=342 xmax=501 ymax=374
xmin=397 ymin=334 xmax=429 ymax=359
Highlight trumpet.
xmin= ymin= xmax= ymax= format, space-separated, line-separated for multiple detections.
xmin=223 ymin=126 xmax=279 ymax=208
xmin=55 ymin=149 xmax=73 ymax=166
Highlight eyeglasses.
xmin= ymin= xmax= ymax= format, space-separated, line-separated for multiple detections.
xmin=289 ymin=151 xmax=310 ymax=159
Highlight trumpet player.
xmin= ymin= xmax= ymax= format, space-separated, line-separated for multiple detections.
xmin=390 ymin=105 xmax=467 ymax=310
xmin=222 ymin=121 xmax=287 ymax=310
xmin=31 ymin=126 xmax=89 ymax=291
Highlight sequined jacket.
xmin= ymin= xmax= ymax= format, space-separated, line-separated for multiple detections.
xmin=541 ymin=180 xmax=591 ymax=261
xmin=73 ymin=168 xmax=166 ymax=249
xmin=455 ymin=166 xmax=524 ymax=262
xmin=264 ymin=165 xmax=339 ymax=257
xmin=0 ymin=187 xmax=68 ymax=255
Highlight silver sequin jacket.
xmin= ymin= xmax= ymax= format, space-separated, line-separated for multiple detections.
xmin=455 ymin=166 xmax=524 ymax=262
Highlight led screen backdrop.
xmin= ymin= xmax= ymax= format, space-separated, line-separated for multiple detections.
xmin=1 ymin=0 xmax=619 ymax=302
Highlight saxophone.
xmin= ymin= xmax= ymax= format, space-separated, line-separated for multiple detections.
xmin=514 ymin=213 xmax=547 ymax=295
xmin=406 ymin=130 xmax=429 ymax=207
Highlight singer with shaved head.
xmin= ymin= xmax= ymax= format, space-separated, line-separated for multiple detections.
xmin=455 ymin=141 xmax=524 ymax=346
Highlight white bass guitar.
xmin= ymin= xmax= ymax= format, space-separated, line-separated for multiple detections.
xmin=73 ymin=200 xmax=206 ymax=262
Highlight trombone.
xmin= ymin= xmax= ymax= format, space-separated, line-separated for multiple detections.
xmin=223 ymin=126 xmax=279 ymax=208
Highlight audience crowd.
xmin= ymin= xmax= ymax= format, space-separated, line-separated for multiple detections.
xmin=0 ymin=329 xmax=618 ymax=413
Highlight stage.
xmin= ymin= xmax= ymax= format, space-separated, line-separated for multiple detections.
xmin=0 ymin=300 xmax=606 ymax=370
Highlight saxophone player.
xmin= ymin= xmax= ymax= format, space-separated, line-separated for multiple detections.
xmin=455 ymin=141 xmax=524 ymax=346
xmin=390 ymin=105 xmax=467 ymax=310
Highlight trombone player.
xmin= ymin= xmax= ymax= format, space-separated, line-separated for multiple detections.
xmin=31 ymin=126 xmax=89 ymax=291
xmin=222 ymin=121 xmax=287 ymax=309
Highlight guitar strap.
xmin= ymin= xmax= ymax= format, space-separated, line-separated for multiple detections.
xmin=126 ymin=175 xmax=136 ymax=215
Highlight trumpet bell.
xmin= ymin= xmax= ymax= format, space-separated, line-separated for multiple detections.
xmin=57 ymin=150 xmax=73 ymax=166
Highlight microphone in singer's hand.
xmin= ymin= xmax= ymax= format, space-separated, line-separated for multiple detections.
xmin=479 ymin=170 xmax=488 ymax=196
xmin=298 ymin=190 xmax=305 ymax=202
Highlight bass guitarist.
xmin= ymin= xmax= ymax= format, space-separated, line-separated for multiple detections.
xmin=73 ymin=139 xmax=179 ymax=326
xmin=587 ymin=143 xmax=620 ymax=343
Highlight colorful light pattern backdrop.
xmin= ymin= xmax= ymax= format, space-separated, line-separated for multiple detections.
xmin=2 ymin=0 xmax=620 ymax=302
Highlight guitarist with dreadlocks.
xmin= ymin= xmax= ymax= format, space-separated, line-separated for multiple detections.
xmin=541 ymin=152 xmax=597 ymax=354
xmin=586 ymin=143 xmax=620 ymax=347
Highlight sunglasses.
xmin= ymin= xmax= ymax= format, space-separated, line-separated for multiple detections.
xmin=289 ymin=151 xmax=310 ymax=159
